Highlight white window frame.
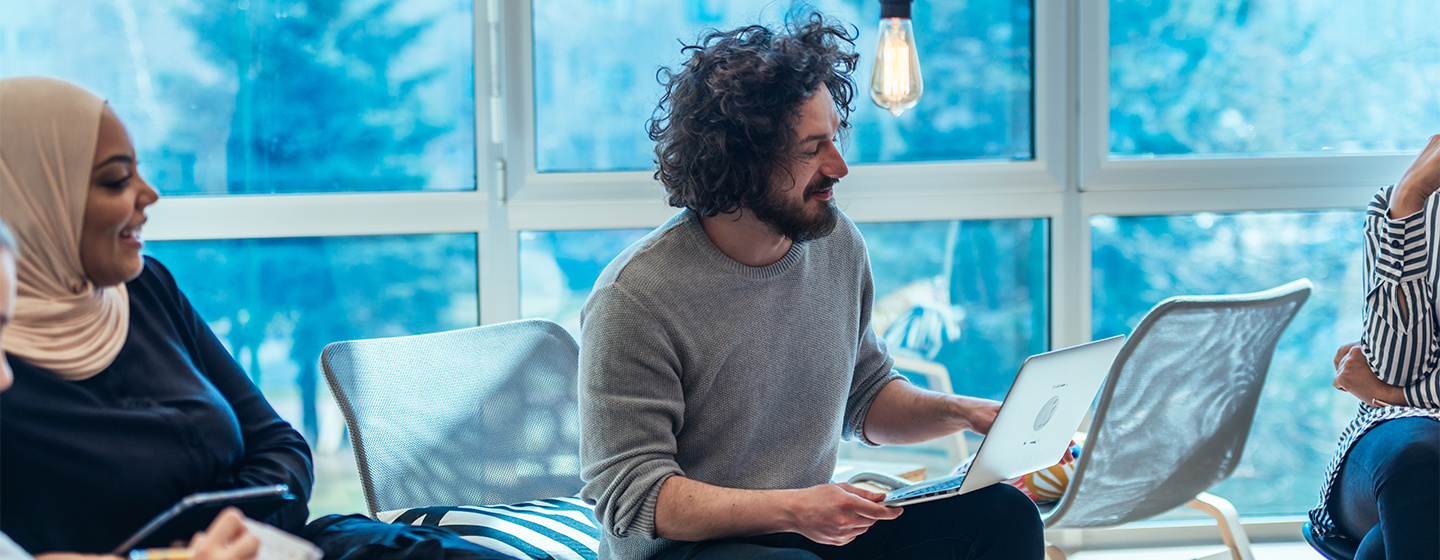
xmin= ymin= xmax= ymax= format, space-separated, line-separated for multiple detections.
xmin=134 ymin=0 xmax=1426 ymax=546
xmin=499 ymin=0 xmax=1069 ymax=226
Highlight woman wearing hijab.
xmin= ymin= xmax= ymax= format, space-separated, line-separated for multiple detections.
xmin=0 ymin=77 xmax=312 ymax=556
xmin=0 ymin=221 xmax=260 ymax=560
xmin=0 ymin=78 xmax=518 ymax=560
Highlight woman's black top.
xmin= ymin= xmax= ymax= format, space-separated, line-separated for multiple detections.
xmin=1 ymin=257 xmax=312 ymax=554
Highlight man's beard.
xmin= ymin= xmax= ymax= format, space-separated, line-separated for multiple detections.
xmin=748 ymin=175 xmax=840 ymax=244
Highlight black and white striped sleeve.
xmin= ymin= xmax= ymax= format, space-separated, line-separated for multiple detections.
xmin=1360 ymin=185 xmax=1440 ymax=409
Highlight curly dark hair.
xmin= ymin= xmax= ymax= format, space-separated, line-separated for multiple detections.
xmin=648 ymin=12 xmax=859 ymax=216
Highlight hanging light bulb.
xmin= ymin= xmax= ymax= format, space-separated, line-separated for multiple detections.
xmin=870 ymin=0 xmax=923 ymax=116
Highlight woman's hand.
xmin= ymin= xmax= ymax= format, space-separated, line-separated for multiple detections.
xmin=1334 ymin=340 xmax=1361 ymax=371
xmin=31 ymin=510 xmax=257 ymax=560
xmin=1333 ymin=344 xmax=1408 ymax=407
xmin=1334 ymin=345 xmax=1380 ymax=398
xmin=187 ymin=508 xmax=260 ymax=560
xmin=1058 ymin=439 xmax=1080 ymax=466
xmin=1389 ymin=135 xmax=1440 ymax=219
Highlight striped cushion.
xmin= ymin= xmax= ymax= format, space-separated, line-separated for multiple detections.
xmin=377 ymin=497 xmax=599 ymax=560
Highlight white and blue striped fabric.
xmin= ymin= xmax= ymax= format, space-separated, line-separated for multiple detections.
xmin=1309 ymin=185 xmax=1440 ymax=538
xmin=378 ymin=497 xmax=599 ymax=560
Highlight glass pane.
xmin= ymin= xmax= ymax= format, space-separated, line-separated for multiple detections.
xmin=859 ymin=220 xmax=1048 ymax=401
xmin=1109 ymin=0 xmax=1440 ymax=158
xmin=532 ymin=0 xmax=1033 ymax=172
xmin=520 ymin=229 xmax=652 ymax=333
xmin=520 ymin=219 xmax=1048 ymax=474
xmin=0 ymin=0 xmax=475 ymax=195
xmin=146 ymin=234 xmax=479 ymax=518
xmin=1091 ymin=211 xmax=1363 ymax=517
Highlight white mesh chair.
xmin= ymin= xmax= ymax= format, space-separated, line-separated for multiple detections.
xmin=1044 ymin=280 xmax=1312 ymax=560
xmin=321 ymin=319 xmax=583 ymax=517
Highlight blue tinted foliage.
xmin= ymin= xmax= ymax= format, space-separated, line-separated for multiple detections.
xmin=0 ymin=0 xmax=474 ymax=195
xmin=1110 ymin=0 xmax=1440 ymax=156
xmin=179 ymin=0 xmax=472 ymax=193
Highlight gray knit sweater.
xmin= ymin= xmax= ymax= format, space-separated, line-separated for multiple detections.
xmin=578 ymin=210 xmax=899 ymax=560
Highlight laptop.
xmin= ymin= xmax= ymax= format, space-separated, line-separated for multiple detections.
xmin=882 ymin=335 xmax=1126 ymax=507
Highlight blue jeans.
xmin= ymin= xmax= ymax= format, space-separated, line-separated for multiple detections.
xmin=1329 ymin=417 xmax=1440 ymax=560
xmin=654 ymin=483 xmax=1045 ymax=560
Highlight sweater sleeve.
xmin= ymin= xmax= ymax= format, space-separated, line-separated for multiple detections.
xmin=147 ymin=258 xmax=316 ymax=532
xmin=843 ymin=231 xmax=900 ymax=445
xmin=577 ymin=284 xmax=686 ymax=539
xmin=1360 ymin=187 xmax=1440 ymax=409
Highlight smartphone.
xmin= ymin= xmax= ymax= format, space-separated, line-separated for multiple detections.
xmin=111 ymin=484 xmax=296 ymax=554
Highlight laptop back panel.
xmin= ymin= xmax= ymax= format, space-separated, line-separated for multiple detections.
xmin=958 ymin=335 xmax=1124 ymax=494
xmin=884 ymin=335 xmax=1125 ymax=506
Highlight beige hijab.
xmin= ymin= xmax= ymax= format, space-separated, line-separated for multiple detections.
xmin=0 ymin=77 xmax=130 ymax=380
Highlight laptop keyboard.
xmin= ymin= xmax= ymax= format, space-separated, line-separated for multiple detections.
xmin=886 ymin=474 xmax=964 ymax=501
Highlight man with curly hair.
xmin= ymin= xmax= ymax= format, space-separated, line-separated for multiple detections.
xmin=578 ymin=13 xmax=1046 ymax=560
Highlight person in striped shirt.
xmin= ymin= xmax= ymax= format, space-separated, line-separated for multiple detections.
xmin=1312 ymin=135 xmax=1440 ymax=559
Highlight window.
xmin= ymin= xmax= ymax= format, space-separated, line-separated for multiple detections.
xmin=0 ymin=0 xmax=475 ymax=195
xmin=859 ymin=219 xmax=1048 ymax=402
xmin=1067 ymin=0 xmax=1438 ymax=528
xmin=519 ymin=228 xmax=650 ymax=333
xmin=530 ymin=0 xmax=1033 ymax=172
xmin=1109 ymin=0 xmax=1440 ymax=158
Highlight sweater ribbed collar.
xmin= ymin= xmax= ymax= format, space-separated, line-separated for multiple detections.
xmin=679 ymin=210 xmax=807 ymax=281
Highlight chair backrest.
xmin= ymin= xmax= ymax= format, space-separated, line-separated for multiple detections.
xmin=1044 ymin=279 xmax=1311 ymax=529
xmin=321 ymin=319 xmax=582 ymax=517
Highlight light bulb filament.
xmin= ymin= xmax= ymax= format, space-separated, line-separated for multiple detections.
xmin=882 ymin=36 xmax=910 ymax=98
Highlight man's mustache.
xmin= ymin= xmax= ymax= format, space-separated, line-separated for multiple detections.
xmin=807 ymin=176 xmax=838 ymax=195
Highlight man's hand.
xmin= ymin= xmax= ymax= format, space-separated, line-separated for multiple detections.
xmin=654 ymin=475 xmax=898 ymax=543
xmin=783 ymin=483 xmax=902 ymax=546
xmin=1389 ymin=135 xmax=1440 ymax=219
xmin=863 ymin=379 xmax=1001 ymax=445
xmin=957 ymin=396 xmax=1001 ymax=436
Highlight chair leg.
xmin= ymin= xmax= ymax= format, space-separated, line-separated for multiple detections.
xmin=1185 ymin=492 xmax=1254 ymax=560
xmin=1044 ymin=544 xmax=1067 ymax=560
